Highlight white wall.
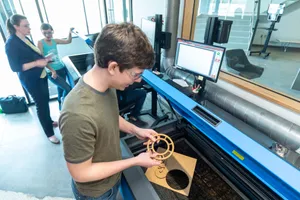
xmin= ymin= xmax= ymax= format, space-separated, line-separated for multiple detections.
xmin=253 ymin=1 xmax=300 ymax=45
xmin=132 ymin=0 xmax=166 ymax=27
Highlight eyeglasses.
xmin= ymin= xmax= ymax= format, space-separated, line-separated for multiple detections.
xmin=126 ymin=69 xmax=143 ymax=80
xmin=42 ymin=31 xmax=53 ymax=35
xmin=21 ymin=24 xmax=30 ymax=28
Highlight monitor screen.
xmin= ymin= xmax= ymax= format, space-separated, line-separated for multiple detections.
xmin=174 ymin=39 xmax=225 ymax=82
xmin=268 ymin=4 xmax=285 ymax=15
xmin=141 ymin=18 xmax=156 ymax=47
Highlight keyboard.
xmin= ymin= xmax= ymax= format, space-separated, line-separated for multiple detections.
xmin=165 ymin=79 xmax=193 ymax=97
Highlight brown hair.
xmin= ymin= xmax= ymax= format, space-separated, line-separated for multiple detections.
xmin=6 ymin=14 xmax=27 ymax=35
xmin=40 ymin=23 xmax=53 ymax=31
xmin=94 ymin=23 xmax=155 ymax=72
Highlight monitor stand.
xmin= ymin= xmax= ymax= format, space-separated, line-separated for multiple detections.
xmin=194 ymin=77 xmax=206 ymax=95
xmin=192 ymin=78 xmax=207 ymax=103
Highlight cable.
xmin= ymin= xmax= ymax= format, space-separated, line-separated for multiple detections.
xmin=157 ymin=95 xmax=174 ymax=120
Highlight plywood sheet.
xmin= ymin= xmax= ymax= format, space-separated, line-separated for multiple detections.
xmin=145 ymin=147 xmax=197 ymax=196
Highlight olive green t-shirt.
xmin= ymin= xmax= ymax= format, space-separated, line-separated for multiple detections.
xmin=59 ymin=77 xmax=121 ymax=197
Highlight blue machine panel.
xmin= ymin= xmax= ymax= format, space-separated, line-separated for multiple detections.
xmin=142 ymin=70 xmax=300 ymax=200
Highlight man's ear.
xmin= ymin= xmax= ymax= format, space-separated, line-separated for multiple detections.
xmin=107 ymin=61 xmax=118 ymax=75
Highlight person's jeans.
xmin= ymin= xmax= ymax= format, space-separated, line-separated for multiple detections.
xmin=48 ymin=67 xmax=72 ymax=110
xmin=118 ymin=89 xmax=147 ymax=117
xmin=71 ymin=179 xmax=121 ymax=200
xmin=21 ymin=77 xmax=54 ymax=138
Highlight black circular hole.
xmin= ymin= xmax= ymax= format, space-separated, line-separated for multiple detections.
xmin=166 ymin=169 xmax=189 ymax=190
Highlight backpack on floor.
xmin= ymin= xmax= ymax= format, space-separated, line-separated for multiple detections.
xmin=0 ymin=95 xmax=28 ymax=114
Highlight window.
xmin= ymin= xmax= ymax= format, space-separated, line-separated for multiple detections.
xmin=11 ymin=0 xmax=22 ymax=15
xmin=106 ymin=0 xmax=126 ymax=23
xmin=194 ymin=0 xmax=300 ymax=105
xmin=2 ymin=0 xmax=14 ymax=17
xmin=42 ymin=0 xmax=87 ymax=38
xmin=84 ymin=0 xmax=103 ymax=34
xmin=1 ymin=0 xmax=135 ymax=101
xmin=18 ymin=0 xmax=43 ymax=43
xmin=0 ymin=1 xmax=8 ymax=28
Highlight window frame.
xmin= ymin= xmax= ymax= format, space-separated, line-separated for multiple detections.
xmin=182 ymin=0 xmax=300 ymax=113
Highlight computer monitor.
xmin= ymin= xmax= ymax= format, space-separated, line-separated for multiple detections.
xmin=268 ymin=4 xmax=285 ymax=15
xmin=267 ymin=4 xmax=285 ymax=22
xmin=141 ymin=18 xmax=156 ymax=47
xmin=174 ymin=38 xmax=225 ymax=82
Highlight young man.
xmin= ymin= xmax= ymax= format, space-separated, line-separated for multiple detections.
xmin=86 ymin=33 xmax=148 ymax=127
xmin=59 ymin=23 xmax=161 ymax=200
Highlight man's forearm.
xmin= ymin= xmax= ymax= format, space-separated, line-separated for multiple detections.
xmin=69 ymin=157 xmax=139 ymax=183
xmin=119 ymin=116 xmax=137 ymax=135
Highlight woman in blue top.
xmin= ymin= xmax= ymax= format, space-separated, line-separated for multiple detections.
xmin=5 ymin=14 xmax=60 ymax=144
xmin=37 ymin=23 xmax=72 ymax=110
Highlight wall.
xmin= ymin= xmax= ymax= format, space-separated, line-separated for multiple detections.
xmin=253 ymin=1 xmax=300 ymax=45
xmin=132 ymin=0 xmax=166 ymax=26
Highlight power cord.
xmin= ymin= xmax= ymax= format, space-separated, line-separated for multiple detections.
xmin=157 ymin=95 xmax=172 ymax=120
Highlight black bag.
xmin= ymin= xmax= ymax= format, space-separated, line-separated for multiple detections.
xmin=0 ymin=95 xmax=28 ymax=114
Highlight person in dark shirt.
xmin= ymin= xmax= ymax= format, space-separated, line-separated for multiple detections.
xmin=5 ymin=14 xmax=60 ymax=144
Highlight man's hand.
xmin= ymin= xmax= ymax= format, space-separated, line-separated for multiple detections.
xmin=51 ymin=70 xmax=57 ymax=79
xmin=135 ymin=151 xmax=161 ymax=168
xmin=133 ymin=127 xmax=158 ymax=142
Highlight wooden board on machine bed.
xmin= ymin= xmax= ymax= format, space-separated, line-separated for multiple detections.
xmin=146 ymin=139 xmax=243 ymax=200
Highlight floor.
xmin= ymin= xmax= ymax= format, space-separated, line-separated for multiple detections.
xmin=0 ymin=102 xmax=72 ymax=199
xmin=221 ymin=47 xmax=300 ymax=100
xmin=0 ymin=92 xmax=164 ymax=199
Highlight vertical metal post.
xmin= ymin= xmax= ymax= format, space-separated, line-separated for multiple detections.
xmin=248 ymin=0 xmax=261 ymax=51
xmin=122 ymin=0 xmax=127 ymax=22
xmin=98 ymin=0 xmax=103 ymax=28
xmin=0 ymin=25 xmax=6 ymax=43
xmin=0 ymin=1 xmax=9 ymax=19
xmin=104 ymin=0 xmax=108 ymax=24
xmin=128 ymin=0 xmax=133 ymax=22
xmin=35 ymin=0 xmax=44 ymax=23
xmin=7 ymin=0 xmax=15 ymax=14
xmin=82 ymin=0 xmax=90 ymax=34
xmin=41 ymin=0 xmax=49 ymax=22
